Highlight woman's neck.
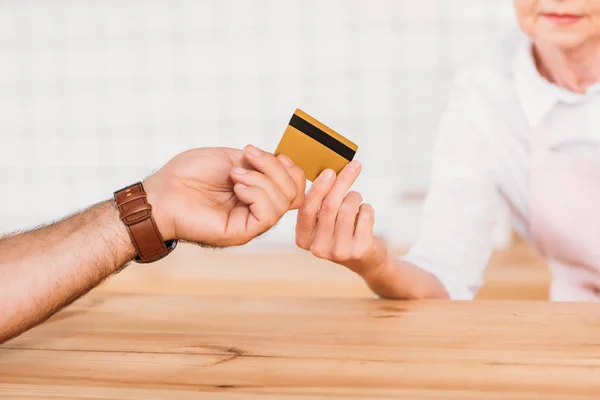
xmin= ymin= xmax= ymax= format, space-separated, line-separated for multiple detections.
xmin=533 ymin=40 xmax=600 ymax=94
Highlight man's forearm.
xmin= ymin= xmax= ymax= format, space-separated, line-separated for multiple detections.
xmin=0 ymin=200 xmax=135 ymax=343
xmin=362 ymin=254 xmax=449 ymax=300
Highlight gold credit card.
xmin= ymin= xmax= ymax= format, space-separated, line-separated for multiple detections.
xmin=274 ymin=109 xmax=358 ymax=182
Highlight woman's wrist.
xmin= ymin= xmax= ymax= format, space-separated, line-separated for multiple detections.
xmin=356 ymin=239 xmax=394 ymax=284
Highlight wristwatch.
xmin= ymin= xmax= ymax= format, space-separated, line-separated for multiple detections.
xmin=113 ymin=182 xmax=177 ymax=263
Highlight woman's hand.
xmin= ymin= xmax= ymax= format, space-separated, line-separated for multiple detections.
xmin=295 ymin=161 xmax=389 ymax=278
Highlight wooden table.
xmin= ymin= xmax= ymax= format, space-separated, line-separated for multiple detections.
xmin=90 ymin=243 xmax=550 ymax=301
xmin=2 ymin=293 xmax=600 ymax=399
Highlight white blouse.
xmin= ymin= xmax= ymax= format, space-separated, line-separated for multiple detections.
xmin=401 ymin=31 xmax=600 ymax=300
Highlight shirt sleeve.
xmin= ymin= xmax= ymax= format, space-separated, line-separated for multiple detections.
xmin=401 ymin=74 xmax=501 ymax=300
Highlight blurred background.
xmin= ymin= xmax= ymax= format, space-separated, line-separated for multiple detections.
xmin=0 ymin=0 xmax=517 ymax=250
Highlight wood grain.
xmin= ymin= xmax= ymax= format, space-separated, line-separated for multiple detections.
xmin=0 ymin=243 xmax=561 ymax=399
xmin=2 ymin=294 xmax=600 ymax=399
xmin=93 ymin=243 xmax=549 ymax=300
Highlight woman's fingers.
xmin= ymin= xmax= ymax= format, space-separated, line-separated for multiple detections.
xmin=352 ymin=203 xmax=375 ymax=259
xmin=328 ymin=191 xmax=363 ymax=261
xmin=295 ymin=169 xmax=336 ymax=249
xmin=312 ymin=161 xmax=362 ymax=240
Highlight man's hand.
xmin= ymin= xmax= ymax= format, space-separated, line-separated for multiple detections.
xmin=0 ymin=145 xmax=305 ymax=343
xmin=295 ymin=161 xmax=389 ymax=279
xmin=144 ymin=145 xmax=306 ymax=247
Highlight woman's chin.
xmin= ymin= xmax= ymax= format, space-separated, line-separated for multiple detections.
xmin=536 ymin=32 xmax=589 ymax=51
xmin=535 ymin=27 xmax=596 ymax=51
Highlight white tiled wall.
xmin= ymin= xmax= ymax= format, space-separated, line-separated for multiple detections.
xmin=0 ymin=0 xmax=516 ymax=246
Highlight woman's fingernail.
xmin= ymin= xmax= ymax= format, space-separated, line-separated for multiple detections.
xmin=235 ymin=183 xmax=248 ymax=190
xmin=348 ymin=160 xmax=361 ymax=171
xmin=322 ymin=169 xmax=335 ymax=181
xmin=234 ymin=167 xmax=248 ymax=175
xmin=278 ymin=154 xmax=293 ymax=167
xmin=246 ymin=145 xmax=263 ymax=156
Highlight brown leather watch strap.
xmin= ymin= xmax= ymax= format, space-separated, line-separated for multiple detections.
xmin=114 ymin=182 xmax=177 ymax=263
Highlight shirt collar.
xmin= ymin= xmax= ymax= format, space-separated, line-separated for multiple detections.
xmin=513 ymin=38 xmax=600 ymax=128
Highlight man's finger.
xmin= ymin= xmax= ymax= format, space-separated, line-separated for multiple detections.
xmin=230 ymin=166 xmax=289 ymax=214
xmin=242 ymin=145 xmax=298 ymax=206
xmin=276 ymin=154 xmax=307 ymax=210
xmin=231 ymin=183 xmax=279 ymax=238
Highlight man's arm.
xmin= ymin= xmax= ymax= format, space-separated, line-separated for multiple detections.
xmin=0 ymin=145 xmax=306 ymax=343
xmin=0 ymin=201 xmax=134 ymax=342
